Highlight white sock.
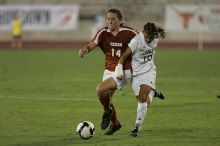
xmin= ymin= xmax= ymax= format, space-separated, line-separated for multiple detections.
xmin=135 ymin=102 xmax=148 ymax=129
xmin=149 ymin=90 xmax=154 ymax=103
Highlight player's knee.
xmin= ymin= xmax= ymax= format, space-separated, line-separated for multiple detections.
xmin=138 ymin=97 xmax=147 ymax=103
xmin=96 ymin=84 xmax=106 ymax=97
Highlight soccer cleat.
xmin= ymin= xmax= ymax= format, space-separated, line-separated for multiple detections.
xmin=153 ymin=89 xmax=165 ymax=100
xmin=130 ymin=127 xmax=140 ymax=137
xmin=104 ymin=123 xmax=121 ymax=135
xmin=101 ymin=107 xmax=113 ymax=130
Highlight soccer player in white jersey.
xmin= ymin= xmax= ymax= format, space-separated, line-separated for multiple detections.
xmin=115 ymin=22 xmax=166 ymax=137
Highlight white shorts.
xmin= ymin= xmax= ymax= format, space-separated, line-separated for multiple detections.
xmin=102 ymin=69 xmax=132 ymax=90
xmin=132 ymin=69 xmax=156 ymax=96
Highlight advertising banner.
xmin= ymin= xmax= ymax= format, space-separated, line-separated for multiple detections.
xmin=0 ymin=5 xmax=80 ymax=31
xmin=165 ymin=5 xmax=220 ymax=32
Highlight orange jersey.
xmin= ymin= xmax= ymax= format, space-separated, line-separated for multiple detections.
xmin=92 ymin=26 xmax=137 ymax=71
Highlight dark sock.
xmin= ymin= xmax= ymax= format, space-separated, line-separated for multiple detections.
xmin=110 ymin=104 xmax=119 ymax=126
xmin=99 ymin=95 xmax=110 ymax=112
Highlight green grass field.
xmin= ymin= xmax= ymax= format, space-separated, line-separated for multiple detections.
xmin=0 ymin=49 xmax=219 ymax=146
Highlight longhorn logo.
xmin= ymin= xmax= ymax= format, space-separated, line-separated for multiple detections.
xmin=172 ymin=6 xmax=200 ymax=29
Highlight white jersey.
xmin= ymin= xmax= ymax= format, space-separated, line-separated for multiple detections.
xmin=128 ymin=32 xmax=158 ymax=76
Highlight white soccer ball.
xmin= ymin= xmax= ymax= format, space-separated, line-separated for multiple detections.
xmin=76 ymin=121 xmax=95 ymax=139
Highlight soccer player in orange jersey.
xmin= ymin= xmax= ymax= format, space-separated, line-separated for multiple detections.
xmin=79 ymin=8 xmax=137 ymax=135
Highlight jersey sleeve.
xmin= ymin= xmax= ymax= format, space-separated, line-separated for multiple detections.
xmin=128 ymin=34 xmax=139 ymax=53
xmin=91 ymin=28 xmax=105 ymax=45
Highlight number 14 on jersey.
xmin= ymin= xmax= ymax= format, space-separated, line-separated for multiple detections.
xmin=111 ymin=48 xmax=121 ymax=57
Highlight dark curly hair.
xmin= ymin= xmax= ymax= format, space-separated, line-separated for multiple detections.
xmin=143 ymin=22 xmax=166 ymax=39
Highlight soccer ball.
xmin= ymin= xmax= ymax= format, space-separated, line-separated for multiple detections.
xmin=76 ymin=121 xmax=95 ymax=139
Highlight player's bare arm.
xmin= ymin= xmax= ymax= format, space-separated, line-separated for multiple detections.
xmin=79 ymin=42 xmax=97 ymax=58
xmin=118 ymin=47 xmax=132 ymax=65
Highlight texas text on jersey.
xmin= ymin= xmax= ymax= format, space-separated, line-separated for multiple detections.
xmin=92 ymin=26 xmax=137 ymax=71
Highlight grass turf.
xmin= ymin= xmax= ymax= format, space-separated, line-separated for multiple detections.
xmin=0 ymin=49 xmax=219 ymax=146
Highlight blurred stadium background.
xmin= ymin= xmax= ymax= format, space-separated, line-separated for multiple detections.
xmin=0 ymin=0 xmax=220 ymax=50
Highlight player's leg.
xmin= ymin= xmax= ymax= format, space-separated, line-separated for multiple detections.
xmin=17 ymin=37 xmax=22 ymax=49
xmin=104 ymin=100 xmax=122 ymax=135
xmin=131 ymin=84 xmax=153 ymax=137
xmin=96 ymin=79 xmax=116 ymax=112
xmin=131 ymin=71 xmax=156 ymax=137
xmin=104 ymin=70 xmax=132 ymax=135
xmin=96 ymin=77 xmax=117 ymax=130
xmin=11 ymin=37 xmax=16 ymax=48
xmin=110 ymin=103 xmax=120 ymax=126
xmin=14 ymin=36 xmax=20 ymax=49
xmin=102 ymin=70 xmax=131 ymax=135
xmin=108 ymin=90 xmax=120 ymax=127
